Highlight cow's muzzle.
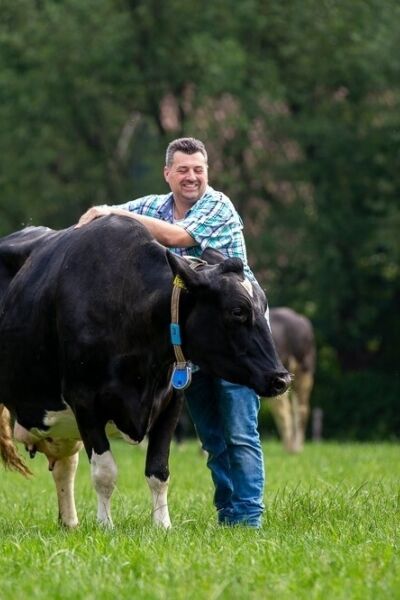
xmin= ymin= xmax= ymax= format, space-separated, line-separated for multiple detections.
xmin=268 ymin=372 xmax=291 ymax=397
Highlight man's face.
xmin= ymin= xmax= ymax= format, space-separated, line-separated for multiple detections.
xmin=164 ymin=151 xmax=208 ymax=206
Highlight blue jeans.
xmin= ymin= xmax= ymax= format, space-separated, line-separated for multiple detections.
xmin=185 ymin=371 xmax=265 ymax=527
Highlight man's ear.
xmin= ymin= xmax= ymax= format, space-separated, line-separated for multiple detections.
xmin=163 ymin=165 xmax=170 ymax=184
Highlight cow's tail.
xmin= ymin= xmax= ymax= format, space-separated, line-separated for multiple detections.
xmin=0 ymin=404 xmax=32 ymax=477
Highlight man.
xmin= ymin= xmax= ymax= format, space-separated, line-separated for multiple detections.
xmin=77 ymin=137 xmax=265 ymax=527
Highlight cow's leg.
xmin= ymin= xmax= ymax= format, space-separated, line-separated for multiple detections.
xmin=73 ymin=404 xmax=117 ymax=528
xmin=293 ymin=371 xmax=314 ymax=452
xmin=52 ymin=452 xmax=80 ymax=528
xmin=267 ymin=393 xmax=295 ymax=452
xmin=290 ymin=388 xmax=302 ymax=453
xmin=90 ymin=447 xmax=117 ymax=527
xmin=145 ymin=391 xmax=183 ymax=528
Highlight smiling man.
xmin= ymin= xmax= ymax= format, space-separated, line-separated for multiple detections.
xmin=77 ymin=137 xmax=266 ymax=527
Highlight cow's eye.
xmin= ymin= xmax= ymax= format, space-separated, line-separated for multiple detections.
xmin=231 ymin=307 xmax=247 ymax=322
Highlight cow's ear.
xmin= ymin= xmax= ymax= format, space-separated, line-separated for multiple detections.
xmin=202 ymin=249 xmax=244 ymax=276
xmin=201 ymin=248 xmax=225 ymax=265
xmin=165 ymin=251 xmax=202 ymax=290
xmin=219 ymin=257 xmax=244 ymax=275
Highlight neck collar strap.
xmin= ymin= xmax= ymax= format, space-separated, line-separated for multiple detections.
xmin=170 ymin=274 xmax=192 ymax=389
xmin=169 ymin=257 xmax=207 ymax=390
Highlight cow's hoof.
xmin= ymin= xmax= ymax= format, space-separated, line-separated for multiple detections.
xmin=153 ymin=518 xmax=171 ymax=529
xmin=61 ymin=520 xmax=79 ymax=529
xmin=285 ymin=442 xmax=303 ymax=454
xmin=58 ymin=514 xmax=79 ymax=529
xmin=97 ymin=518 xmax=114 ymax=529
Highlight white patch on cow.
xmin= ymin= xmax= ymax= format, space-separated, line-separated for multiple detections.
xmin=146 ymin=475 xmax=171 ymax=529
xmin=91 ymin=450 xmax=117 ymax=527
xmin=43 ymin=439 xmax=82 ymax=461
xmin=265 ymin=305 xmax=272 ymax=332
xmin=27 ymin=406 xmax=81 ymax=440
xmin=119 ymin=431 xmax=139 ymax=445
xmin=14 ymin=421 xmax=38 ymax=445
xmin=26 ymin=408 xmax=139 ymax=446
xmin=52 ymin=452 xmax=80 ymax=528
xmin=105 ymin=421 xmax=139 ymax=445
xmin=14 ymin=420 xmax=82 ymax=460
xmin=240 ymin=278 xmax=253 ymax=298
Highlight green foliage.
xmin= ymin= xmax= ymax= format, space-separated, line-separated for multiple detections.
xmin=0 ymin=441 xmax=399 ymax=599
xmin=260 ymin=354 xmax=399 ymax=441
xmin=0 ymin=0 xmax=399 ymax=437
xmin=238 ymin=0 xmax=400 ymax=374
xmin=0 ymin=0 xmax=140 ymax=230
xmin=313 ymin=367 xmax=400 ymax=441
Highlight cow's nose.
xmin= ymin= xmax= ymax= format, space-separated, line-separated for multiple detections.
xmin=270 ymin=373 xmax=291 ymax=396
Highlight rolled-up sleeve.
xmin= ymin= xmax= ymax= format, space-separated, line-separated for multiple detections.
xmin=113 ymin=196 xmax=154 ymax=214
xmin=178 ymin=198 xmax=243 ymax=253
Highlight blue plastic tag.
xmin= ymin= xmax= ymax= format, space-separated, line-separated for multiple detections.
xmin=171 ymin=363 xmax=192 ymax=390
xmin=170 ymin=323 xmax=182 ymax=346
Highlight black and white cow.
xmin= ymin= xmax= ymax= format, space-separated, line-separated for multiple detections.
xmin=267 ymin=307 xmax=316 ymax=453
xmin=0 ymin=217 xmax=290 ymax=528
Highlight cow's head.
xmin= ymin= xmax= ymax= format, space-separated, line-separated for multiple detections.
xmin=166 ymin=250 xmax=290 ymax=397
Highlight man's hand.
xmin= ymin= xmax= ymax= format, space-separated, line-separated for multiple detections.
xmin=75 ymin=204 xmax=197 ymax=248
xmin=75 ymin=206 xmax=111 ymax=228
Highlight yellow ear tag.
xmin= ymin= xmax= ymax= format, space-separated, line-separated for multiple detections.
xmin=173 ymin=275 xmax=187 ymax=290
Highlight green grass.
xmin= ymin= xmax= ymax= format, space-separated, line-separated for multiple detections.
xmin=0 ymin=441 xmax=399 ymax=599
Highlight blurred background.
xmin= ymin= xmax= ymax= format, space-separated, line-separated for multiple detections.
xmin=1 ymin=0 xmax=399 ymax=440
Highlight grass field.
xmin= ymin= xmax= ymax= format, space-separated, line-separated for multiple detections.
xmin=0 ymin=440 xmax=398 ymax=599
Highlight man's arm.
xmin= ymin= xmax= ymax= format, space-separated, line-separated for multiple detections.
xmin=76 ymin=206 xmax=197 ymax=248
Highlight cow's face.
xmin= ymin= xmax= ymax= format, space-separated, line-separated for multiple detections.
xmin=167 ymin=253 xmax=290 ymax=397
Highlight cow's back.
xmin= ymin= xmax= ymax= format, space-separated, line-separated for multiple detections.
xmin=0 ymin=226 xmax=55 ymax=302
xmin=269 ymin=307 xmax=315 ymax=373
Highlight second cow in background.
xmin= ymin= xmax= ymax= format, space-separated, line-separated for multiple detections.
xmin=268 ymin=308 xmax=316 ymax=454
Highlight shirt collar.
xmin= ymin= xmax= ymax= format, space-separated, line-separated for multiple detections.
xmin=156 ymin=193 xmax=175 ymax=221
xmin=157 ymin=187 xmax=214 ymax=221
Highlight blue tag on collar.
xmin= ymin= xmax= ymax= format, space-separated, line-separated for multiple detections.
xmin=171 ymin=363 xmax=192 ymax=390
xmin=170 ymin=323 xmax=182 ymax=345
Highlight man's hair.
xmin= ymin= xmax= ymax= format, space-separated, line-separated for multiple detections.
xmin=165 ymin=137 xmax=208 ymax=167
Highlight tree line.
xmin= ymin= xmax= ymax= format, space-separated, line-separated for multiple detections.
xmin=1 ymin=0 xmax=399 ymax=437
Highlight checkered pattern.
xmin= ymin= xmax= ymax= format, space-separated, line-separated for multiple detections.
xmin=116 ymin=186 xmax=255 ymax=280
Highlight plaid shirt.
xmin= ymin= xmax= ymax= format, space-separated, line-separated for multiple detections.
xmin=116 ymin=186 xmax=256 ymax=281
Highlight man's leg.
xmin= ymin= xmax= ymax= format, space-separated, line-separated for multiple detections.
xmin=185 ymin=371 xmax=233 ymax=520
xmin=215 ymin=379 xmax=265 ymax=527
